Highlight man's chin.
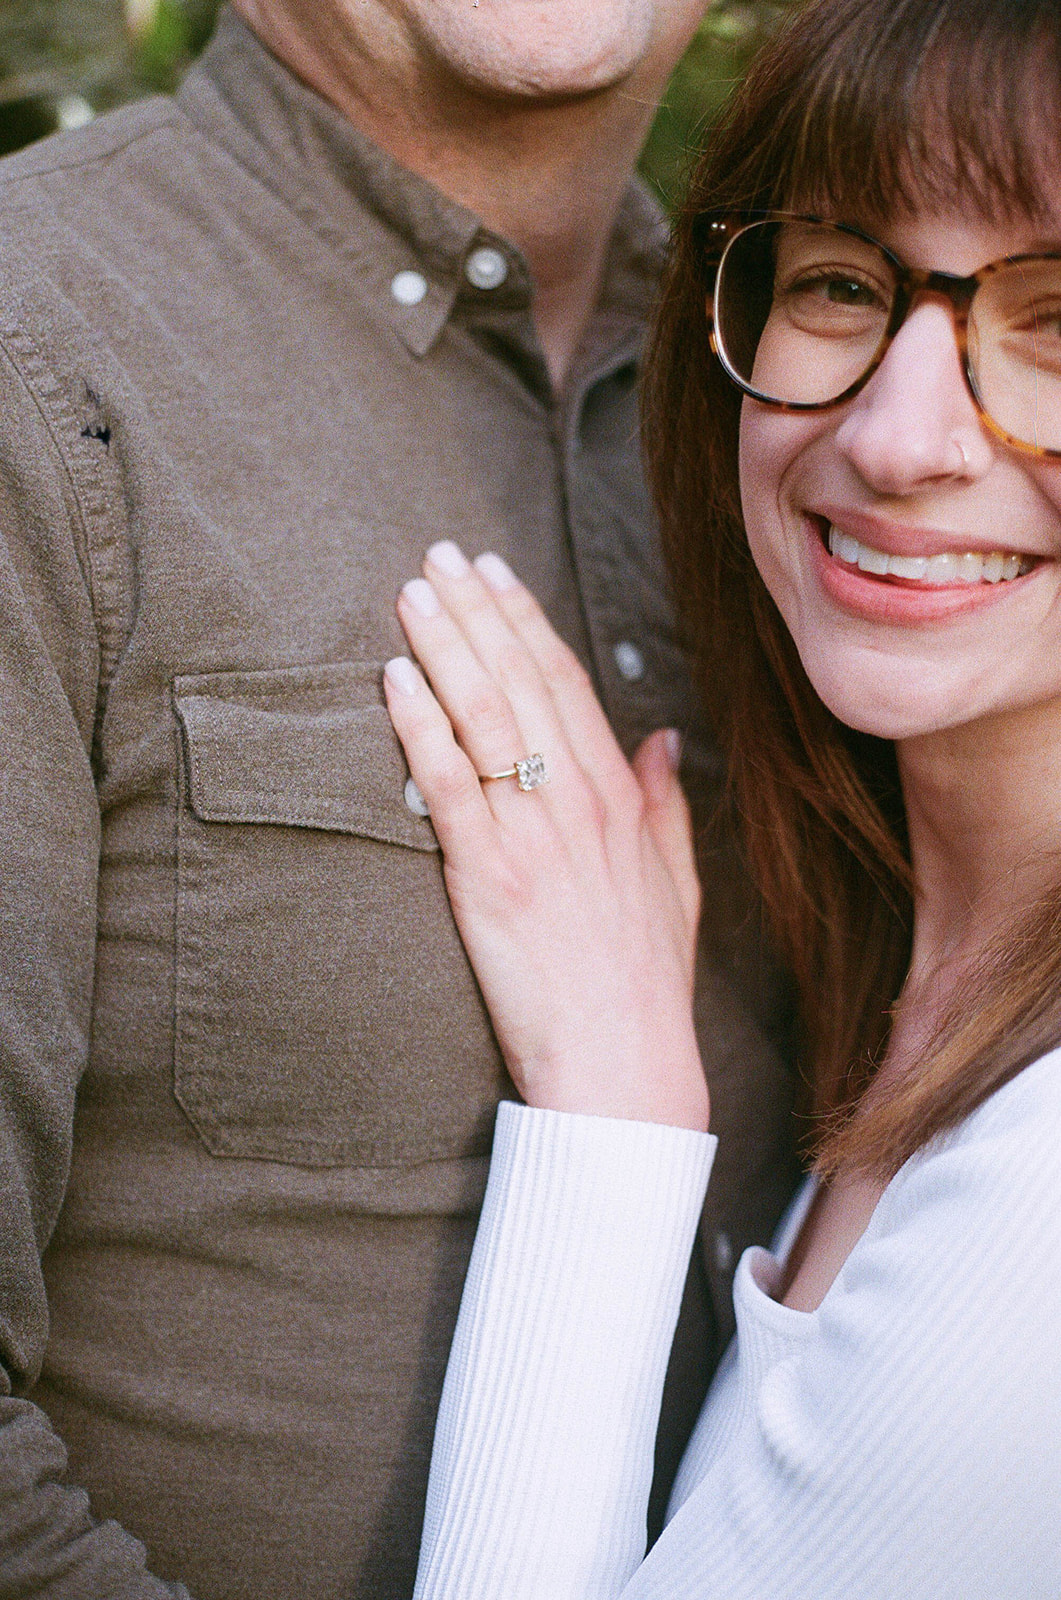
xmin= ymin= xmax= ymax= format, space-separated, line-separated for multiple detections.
xmin=453 ymin=63 xmax=638 ymax=107
xmin=409 ymin=11 xmax=652 ymax=105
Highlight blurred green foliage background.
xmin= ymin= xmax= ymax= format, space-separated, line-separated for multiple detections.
xmin=0 ymin=0 xmax=790 ymax=203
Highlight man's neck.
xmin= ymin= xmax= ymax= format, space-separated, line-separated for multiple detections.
xmin=369 ymin=96 xmax=650 ymax=389
xmin=231 ymin=0 xmax=672 ymax=390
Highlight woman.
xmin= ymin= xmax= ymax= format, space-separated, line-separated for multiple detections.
xmin=383 ymin=0 xmax=1061 ymax=1593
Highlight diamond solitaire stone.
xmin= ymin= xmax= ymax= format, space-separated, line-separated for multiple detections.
xmin=515 ymin=753 xmax=548 ymax=791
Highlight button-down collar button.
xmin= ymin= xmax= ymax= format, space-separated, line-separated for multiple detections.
xmin=613 ymin=640 xmax=646 ymax=682
xmin=391 ymin=269 xmax=429 ymax=307
xmin=404 ymin=776 xmax=431 ymax=817
xmin=465 ymin=246 xmax=509 ymax=291
xmin=713 ymin=1231 xmax=734 ymax=1274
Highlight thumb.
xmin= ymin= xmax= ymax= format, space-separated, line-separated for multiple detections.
xmin=632 ymin=730 xmax=701 ymax=936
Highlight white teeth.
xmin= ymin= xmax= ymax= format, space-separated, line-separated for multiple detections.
xmin=826 ymin=525 xmax=1033 ymax=586
xmin=956 ymin=552 xmax=986 ymax=585
xmin=888 ymin=554 xmax=928 ymax=580
xmin=925 ymin=552 xmax=960 ymax=584
xmin=857 ymin=544 xmax=891 ymax=575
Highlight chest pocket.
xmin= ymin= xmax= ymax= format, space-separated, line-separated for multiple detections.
xmin=173 ymin=662 xmax=510 ymax=1169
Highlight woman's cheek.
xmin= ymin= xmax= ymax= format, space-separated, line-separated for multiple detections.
xmin=737 ymin=399 xmax=804 ymax=614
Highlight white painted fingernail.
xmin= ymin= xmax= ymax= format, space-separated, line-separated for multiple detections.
xmin=427 ymin=540 xmax=469 ymax=578
xmin=402 ymin=578 xmax=441 ymax=617
xmin=474 ymin=552 xmax=518 ymax=592
xmin=663 ymin=728 xmax=682 ymax=771
xmin=384 ymin=656 xmax=421 ymax=696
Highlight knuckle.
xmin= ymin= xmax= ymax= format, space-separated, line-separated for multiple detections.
xmin=545 ymin=641 xmax=591 ymax=693
xmin=406 ymin=702 xmax=444 ymax=741
xmin=462 ymin=684 xmax=512 ymax=742
xmin=569 ymin=780 xmax=608 ymax=838
xmin=492 ymin=639 xmax=536 ymax=695
xmin=429 ymin=755 xmax=474 ymax=808
xmin=460 ymin=586 xmax=493 ymax=626
xmin=505 ymin=583 xmax=542 ymax=623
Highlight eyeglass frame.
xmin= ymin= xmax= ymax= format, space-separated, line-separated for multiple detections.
xmin=696 ymin=209 xmax=1061 ymax=461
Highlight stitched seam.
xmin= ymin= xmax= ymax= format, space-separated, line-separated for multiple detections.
xmin=0 ymin=103 xmax=182 ymax=191
xmin=0 ymin=326 xmax=108 ymax=717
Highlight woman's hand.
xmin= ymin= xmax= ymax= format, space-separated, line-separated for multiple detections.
xmin=383 ymin=540 xmax=709 ymax=1133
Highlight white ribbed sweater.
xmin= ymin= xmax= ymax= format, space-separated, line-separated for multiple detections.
xmin=413 ymin=1048 xmax=1061 ymax=1599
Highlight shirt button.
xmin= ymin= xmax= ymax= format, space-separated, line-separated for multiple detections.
xmin=464 ymin=246 xmax=509 ymax=291
xmin=713 ymin=1231 xmax=734 ymax=1274
xmin=404 ymin=776 xmax=431 ymax=817
xmin=391 ymin=269 xmax=429 ymax=307
xmin=613 ymin=640 xmax=646 ymax=682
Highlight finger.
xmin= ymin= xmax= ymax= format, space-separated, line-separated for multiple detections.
xmin=420 ymin=542 xmax=576 ymax=782
xmin=472 ymin=551 xmax=638 ymax=801
xmin=396 ymin=575 xmax=540 ymax=787
xmin=631 ymin=730 xmax=701 ymax=937
xmin=382 ymin=655 xmax=500 ymax=864
xmin=399 ymin=558 xmax=586 ymax=818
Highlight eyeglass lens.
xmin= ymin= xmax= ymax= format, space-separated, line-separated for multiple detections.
xmin=714 ymin=220 xmax=1061 ymax=453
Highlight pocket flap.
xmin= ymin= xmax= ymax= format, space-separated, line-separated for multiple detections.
xmin=174 ymin=662 xmax=438 ymax=852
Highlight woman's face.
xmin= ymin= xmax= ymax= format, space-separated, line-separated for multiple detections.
xmin=739 ymin=198 xmax=1061 ymax=744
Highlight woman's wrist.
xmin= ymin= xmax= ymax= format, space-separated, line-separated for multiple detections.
xmin=518 ymin=1069 xmax=711 ymax=1133
xmin=507 ymin=1030 xmax=711 ymax=1133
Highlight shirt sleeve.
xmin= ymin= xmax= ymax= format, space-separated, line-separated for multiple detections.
xmin=412 ymin=1056 xmax=1061 ymax=1600
xmin=643 ymin=1051 xmax=1061 ymax=1600
xmin=0 ymin=328 xmax=193 ymax=1597
xmin=413 ymin=1101 xmax=717 ymax=1600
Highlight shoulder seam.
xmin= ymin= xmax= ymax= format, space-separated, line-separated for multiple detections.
xmin=0 ymin=100 xmax=183 ymax=193
xmin=0 ymin=322 xmax=110 ymax=719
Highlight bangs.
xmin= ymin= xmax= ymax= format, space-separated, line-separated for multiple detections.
xmin=704 ymin=0 xmax=1061 ymax=228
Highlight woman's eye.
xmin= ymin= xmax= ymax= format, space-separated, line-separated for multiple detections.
xmin=826 ymin=277 xmax=877 ymax=305
xmin=790 ymin=271 xmax=881 ymax=307
xmin=769 ymin=257 xmax=891 ymax=340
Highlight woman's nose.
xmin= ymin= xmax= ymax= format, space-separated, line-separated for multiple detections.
xmin=833 ymin=301 xmax=992 ymax=494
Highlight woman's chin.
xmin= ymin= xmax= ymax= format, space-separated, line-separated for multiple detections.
xmin=800 ymin=656 xmax=972 ymax=743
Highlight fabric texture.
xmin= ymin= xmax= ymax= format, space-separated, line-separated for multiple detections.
xmin=414 ymin=1054 xmax=1061 ymax=1599
xmin=0 ymin=8 xmax=800 ymax=1598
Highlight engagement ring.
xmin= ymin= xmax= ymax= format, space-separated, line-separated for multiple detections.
xmin=479 ymin=753 xmax=548 ymax=792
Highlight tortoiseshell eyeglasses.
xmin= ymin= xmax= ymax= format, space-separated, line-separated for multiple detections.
xmin=698 ymin=211 xmax=1061 ymax=458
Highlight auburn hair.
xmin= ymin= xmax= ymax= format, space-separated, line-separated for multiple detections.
xmin=644 ymin=0 xmax=1061 ymax=1178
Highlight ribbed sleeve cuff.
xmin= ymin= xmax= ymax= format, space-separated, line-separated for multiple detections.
xmin=415 ymin=1102 xmax=717 ymax=1600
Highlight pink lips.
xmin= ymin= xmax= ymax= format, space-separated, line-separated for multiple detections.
xmin=807 ymin=517 xmax=1039 ymax=626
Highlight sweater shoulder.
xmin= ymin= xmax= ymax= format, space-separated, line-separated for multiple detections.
xmin=873 ymin=1044 xmax=1061 ymax=1260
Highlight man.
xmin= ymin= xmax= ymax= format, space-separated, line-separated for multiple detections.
xmin=0 ymin=3 xmax=799 ymax=1595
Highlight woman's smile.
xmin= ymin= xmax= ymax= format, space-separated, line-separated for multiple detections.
xmin=806 ymin=509 xmax=1042 ymax=625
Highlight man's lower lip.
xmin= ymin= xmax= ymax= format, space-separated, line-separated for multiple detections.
xmin=807 ymin=523 xmax=1037 ymax=622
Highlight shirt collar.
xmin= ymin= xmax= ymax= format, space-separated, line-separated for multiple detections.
xmin=178 ymin=6 xmax=667 ymax=362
